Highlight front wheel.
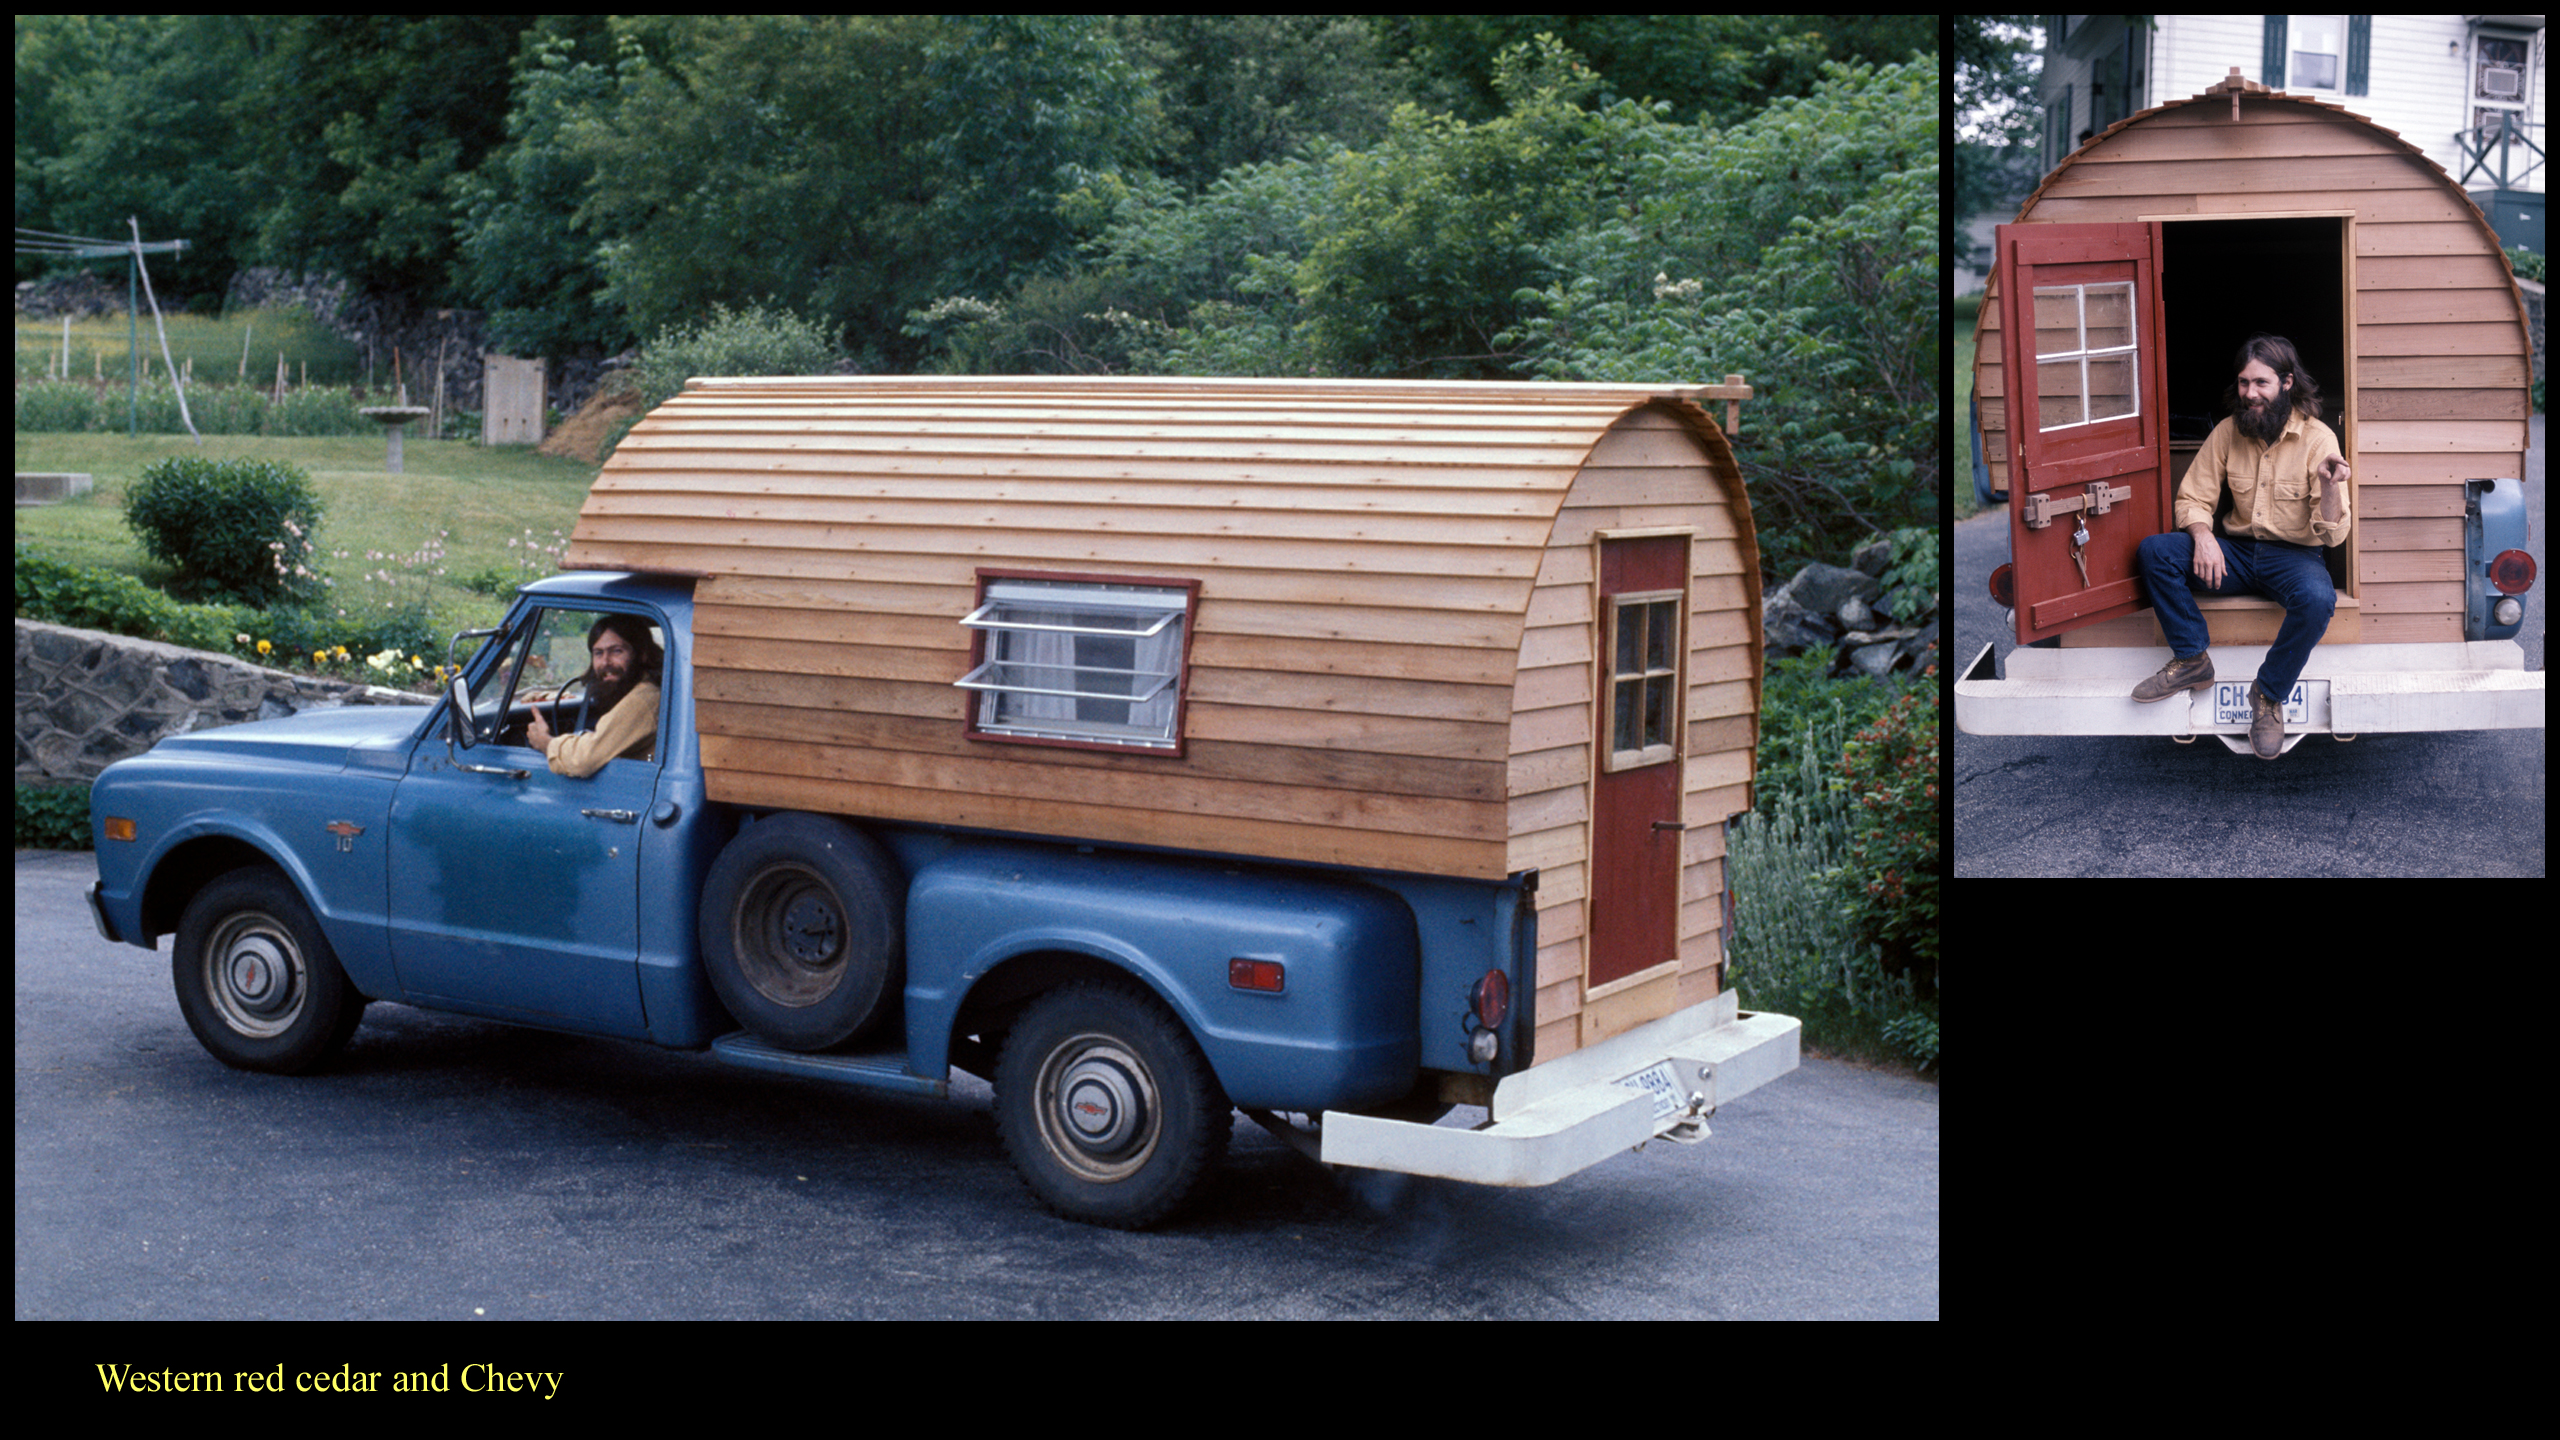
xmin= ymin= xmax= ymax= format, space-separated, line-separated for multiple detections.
xmin=993 ymin=981 xmax=1229 ymax=1229
xmin=171 ymin=867 xmax=365 ymax=1074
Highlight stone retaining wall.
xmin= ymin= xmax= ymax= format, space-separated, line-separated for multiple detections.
xmin=16 ymin=619 xmax=429 ymax=788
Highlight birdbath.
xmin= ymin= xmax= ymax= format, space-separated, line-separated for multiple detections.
xmin=355 ymin=404 xmax=433 ymax=472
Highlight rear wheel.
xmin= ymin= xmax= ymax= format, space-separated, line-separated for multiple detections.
xmin=171 ymin=867 xmax=365 ymax=1074
xmin=993 ymin=981 xmax=1228 ymax=1229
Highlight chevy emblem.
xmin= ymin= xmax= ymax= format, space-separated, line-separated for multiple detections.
xmin=325 ymin=820 xmax=365 ymax=853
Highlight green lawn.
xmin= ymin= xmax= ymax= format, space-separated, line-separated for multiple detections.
xmin=15 ymin=430 xmax=602 ymax=643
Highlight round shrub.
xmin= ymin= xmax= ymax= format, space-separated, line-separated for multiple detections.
xmin=123 ymin=454 xmax=326 ymax=607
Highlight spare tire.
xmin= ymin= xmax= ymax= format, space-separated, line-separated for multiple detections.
xmin=699 ymin=814 xmax=903 ymax=1051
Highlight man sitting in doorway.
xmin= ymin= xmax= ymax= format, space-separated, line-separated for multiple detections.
xmin=2130 ymin=334 xmax=2353 ymax=759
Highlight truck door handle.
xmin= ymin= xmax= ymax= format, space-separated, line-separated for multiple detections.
xmin=581 ymin=808 xmax=639 ymax=824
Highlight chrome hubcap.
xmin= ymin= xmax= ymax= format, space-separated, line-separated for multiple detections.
xmin=1039 ymin=1036 xmax=1159 ymax=1181
xmin=206 ymin=914 xmax=306 ymax=1038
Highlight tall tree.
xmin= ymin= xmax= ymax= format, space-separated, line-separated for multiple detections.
xmin=237 ymin=16 xmax=528 ymax=297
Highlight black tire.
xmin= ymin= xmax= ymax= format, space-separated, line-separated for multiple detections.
xmin=171 ymin=867 xmax=365 ymax=1074
xmin=698 ymin=814 xmax=903 ymax=1052
xmin=993 ymin=980 xmax=1229 ymax=1229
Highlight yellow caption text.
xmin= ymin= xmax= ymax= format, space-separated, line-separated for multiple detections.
xmin=97 ymin=1365 xmax=563 ymax=1400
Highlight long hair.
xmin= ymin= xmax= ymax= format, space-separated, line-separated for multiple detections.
xmin=584 ymin=613 xmax=664 ymax=686
xmin=2222 ymin=333 xmax=2323 ymax=422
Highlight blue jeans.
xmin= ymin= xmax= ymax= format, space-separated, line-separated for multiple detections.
xmin=2135 ymin=531 xmax=2336 ymax=703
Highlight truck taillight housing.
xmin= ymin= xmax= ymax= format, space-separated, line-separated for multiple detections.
xmin=1228 ymin=958 xmax=1285 ymax=993
xmin=2488 ymin=549 xmax=2535 ymax=595
xmin=1471 ymin=970 xmax=1509 ymax=1030
xmin=1988 ymin=563 xmax=2015 ymax=608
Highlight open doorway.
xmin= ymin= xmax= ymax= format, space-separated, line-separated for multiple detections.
xmin=2158 ymin=214 xmax=2354 ymax=594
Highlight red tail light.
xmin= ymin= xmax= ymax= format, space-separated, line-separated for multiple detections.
xmin=1471 ymin=970 xmax=1509 ymax=1029
xmin=1988 ymin=563 xmax=2015 ymax=608
xmin=2489 ymin=549 xmax=2535 ymax=595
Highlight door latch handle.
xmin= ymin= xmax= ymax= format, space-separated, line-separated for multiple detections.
xmin=1652 ymin=820 xmax=1688 ymax=832
xmin=2021 ymin=481 xmax=2134 ymax=529
xmin=581 ymin=808 xmax=639 ymax=824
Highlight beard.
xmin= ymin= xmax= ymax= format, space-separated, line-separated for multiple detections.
xmin=2235 ymin=389 xmax=2290 ymax=445
xmin=589 ymin=666 xmax=639 ymax=718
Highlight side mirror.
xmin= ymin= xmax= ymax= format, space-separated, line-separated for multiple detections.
xmin=446 ymin=674 xmax=479 ymax=749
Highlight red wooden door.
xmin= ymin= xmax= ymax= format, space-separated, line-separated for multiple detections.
xmin=1995 ymin=222 xmax=2173 ymax=643
xmin=1589 ymin=534 xmax=1688 ymax=990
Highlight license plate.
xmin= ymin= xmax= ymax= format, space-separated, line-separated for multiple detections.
xmin=1614 ymin=1060 xmax=1685 ymax=1121
xmin=2210 ymin=679 xmax=2308 ymax=727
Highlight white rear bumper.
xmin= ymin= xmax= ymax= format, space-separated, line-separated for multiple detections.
xmin=1318 ymin=991 xmax=1801 ymax=1187
xmin=1957 ymin=639 xmax=2545 ymax=742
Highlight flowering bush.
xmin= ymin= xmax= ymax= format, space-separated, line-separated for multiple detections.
xmin=1829 ymin=667 xmax=1938 ymax=981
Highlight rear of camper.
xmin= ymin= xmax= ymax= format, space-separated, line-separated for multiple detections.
xmin=1958 ymin=70 xmax=2543 ymax=751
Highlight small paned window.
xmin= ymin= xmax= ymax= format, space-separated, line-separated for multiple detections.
xmin=2030 ymin=281 xmax=2139 ymax=431
xmin=1603 ymin=592 xmax=1682 ymax=771
xmin=957 ymin=576 xmax=1195 ymax=751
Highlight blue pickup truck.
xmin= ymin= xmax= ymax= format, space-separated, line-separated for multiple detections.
xmin=88 ymin=377 xmax=1809 ymax=1229
xmin=88 ymin=570 xmax=1802 ymax=1227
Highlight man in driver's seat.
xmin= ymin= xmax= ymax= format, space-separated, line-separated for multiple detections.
xmin=526 ymin=614 xmax=662 ymax=777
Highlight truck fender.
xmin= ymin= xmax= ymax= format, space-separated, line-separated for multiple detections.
xmin=897 ymin=841 xmax=1420 ymax=1114
xmin=127 ymin=816 xmax=403 ymax=1004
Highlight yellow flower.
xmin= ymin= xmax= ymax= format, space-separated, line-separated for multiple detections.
xmin=256 ymin=639 xmax=272 ymax=655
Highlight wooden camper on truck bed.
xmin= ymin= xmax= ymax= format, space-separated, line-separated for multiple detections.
xmin=562 ymin=375 xmax=1763 ymax=1063
xmin=1959 ymin=68 xmax=2544 ymax=746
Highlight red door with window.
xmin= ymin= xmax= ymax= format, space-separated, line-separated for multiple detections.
xmin=1589 ymin=534 xmax=1689 ymax=990
xmin=1995 ymin=222 xmax=2173 ymax=643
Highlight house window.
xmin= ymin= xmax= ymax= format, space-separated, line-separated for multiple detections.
xmin=2288 ymin=15 xmax=2343 ymax=91
xmin=957 ymin=575 xmax=1196 ymax=751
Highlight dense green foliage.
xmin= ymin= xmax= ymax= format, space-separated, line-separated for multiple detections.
xmin=1834 ymin=671 xmax=1939 ymax=981
xmin=600 ymin=302 xmax=845 ymax=459
xmin=1730 ymin=653 xmax=1940 ymax=1072
xmin=24 ymin=18 xmax=1938 ymax=552
xmin=123 ymin=454 xmax=325 ymax=606
xmin=17 ymin=375 xmax=393 ymax=436
xmin=16 ymin=538 xmax=253 ymax=648
xmin=19 ymin=21 xmax=1930 ymax=374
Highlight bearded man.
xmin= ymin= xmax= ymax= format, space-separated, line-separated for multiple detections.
xmin=525 ymin=613 xmax=662 ymax=777
xmin=2128 ymin=334 xmax=2353 ymax=759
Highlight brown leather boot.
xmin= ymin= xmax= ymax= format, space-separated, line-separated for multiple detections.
xmin=2132 ymin=650 xmax=2213 ymax=703
xmin=2249 ymin=682 xmax=2285 ymax=759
